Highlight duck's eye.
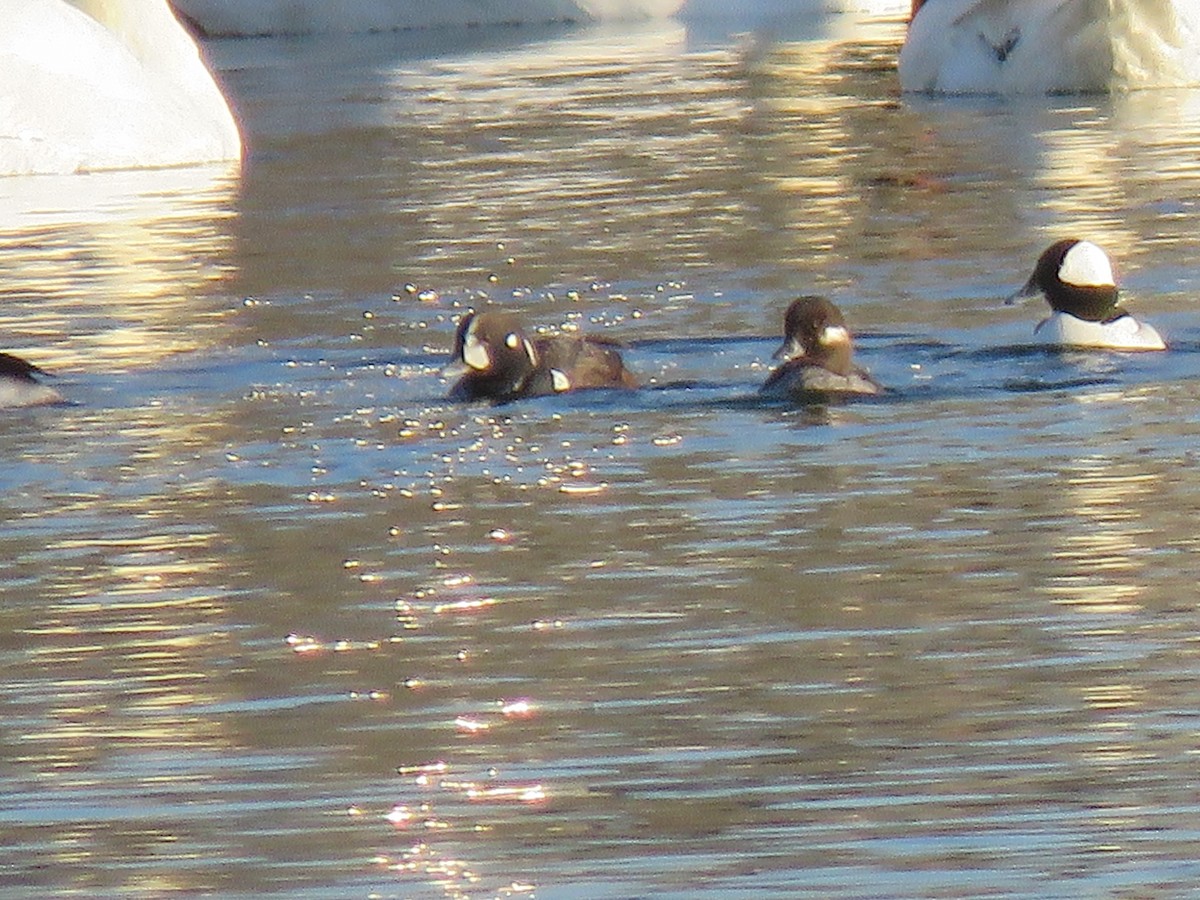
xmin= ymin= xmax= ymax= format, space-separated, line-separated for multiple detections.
xmin=505 ymin=333 xmax=521 ymax=349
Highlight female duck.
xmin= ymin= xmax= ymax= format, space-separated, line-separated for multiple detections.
xmin=760 ymin=296 xmax=882 ymax=399
xmin=1010 ymin=239 xmax=1166 ymax=351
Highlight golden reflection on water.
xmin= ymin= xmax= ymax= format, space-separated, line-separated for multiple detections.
xmin=0 ymin=163 xmax=238 ymax=371
xmin=1038 ymin=90 xmax=1200 ymax=254
xmin=1042 ymin=454 xmax=1160 ymax=615
xmin=378 ymin=755 xmax=549 ymax=900
xmin=8 ymin=14 xmax=1200 ymax=898
xmin=17 ymin=522 xmax=230 ymax=774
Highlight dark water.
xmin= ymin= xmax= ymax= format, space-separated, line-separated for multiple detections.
xmin=4 ymin=14 xmax=1200 ymax=899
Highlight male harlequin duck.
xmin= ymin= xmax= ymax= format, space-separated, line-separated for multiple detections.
xmin=0 ymin=351 xmax=62 ymax=408
xmin=447 ymin=310 xmax=637 ymax=404
xmin=760 ymin=296 xmax=881 ymax=399
xmin=1009 ymin=239 xmax=1166 ymax=351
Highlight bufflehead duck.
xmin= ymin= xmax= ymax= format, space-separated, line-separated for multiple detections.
xmin=899 ymin=0 xmax=1200 ymax=94
xmin=447 ymin=310 xmax=637 ymax=404
xmin=1010 ymin=239 xmax=1166 ymax=351
xmin=760 ymin=296 xmax=882 ymax=399
xmin=0 ymin=351 xmax=63 ymax=408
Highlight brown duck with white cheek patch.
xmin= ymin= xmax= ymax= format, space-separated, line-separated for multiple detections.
xmin=760 ymin=296 xmax=881 ymax=399
xmin=0 ymin=351 xmax=63 ymax=408
xmin=447 ymin=310 xmax=637 ymax=404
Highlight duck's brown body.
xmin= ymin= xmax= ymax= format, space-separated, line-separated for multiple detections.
xmin=448 ymin=311 xmax=636 ymax=404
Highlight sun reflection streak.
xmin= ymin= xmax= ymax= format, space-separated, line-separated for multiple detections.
xmin=1041 ymin=458 xmax=1160 ymax=615
xmin=370 ymin=758 xmax=548 ymax=897
xmin=396 ymin=573 xmax=510 ymax=630
xmin=0 ymin=165 xmax=237 ymax=372
xmin=1029 ymin=457 xmax=1176 ymax=833
xmin=284 ymin=633 xmax=382 ymax=655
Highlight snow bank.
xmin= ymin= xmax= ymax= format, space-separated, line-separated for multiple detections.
xmin=172 ymin=0 xmax=686 ymax=36
xmin=171 ymin=0 xmax=909 ymax=37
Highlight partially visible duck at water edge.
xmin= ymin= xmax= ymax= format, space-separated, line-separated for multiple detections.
xmin=0 ymin=351 xmax=64 ymax=408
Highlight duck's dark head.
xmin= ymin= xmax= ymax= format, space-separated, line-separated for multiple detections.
xmin=772 ymin=296 xmax=854 ymax=370
xmin=450 ymin=310 xmax=540 ymax=401
xmin=1013 ymin=239 xmax=1121 ymax=322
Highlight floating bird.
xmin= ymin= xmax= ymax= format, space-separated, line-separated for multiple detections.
xmin=760 ymin=296 xmax=882 ymax=398
xmin=448 ymin=310 xmax=637 ymax=403
xmin=1009 ymin=239 xmax=1166 ymax=351
xmin=0 ymin=352 xmax=64 ymax=408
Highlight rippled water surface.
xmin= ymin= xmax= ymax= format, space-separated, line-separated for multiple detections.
xmin=6 ymin=15 xmax=1200 ymax=899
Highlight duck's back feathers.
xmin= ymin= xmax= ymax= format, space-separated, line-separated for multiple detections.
xmin=534 ymin=334 xmax=638 ymax=393
xmin=0 ymin=351 xmax=48 ymax=382
xmin=760 ymin=359 xmax=882 ymax=398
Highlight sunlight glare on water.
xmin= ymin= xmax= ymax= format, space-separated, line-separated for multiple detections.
xmin=4 ymin=11 xmax=1200 ymax=899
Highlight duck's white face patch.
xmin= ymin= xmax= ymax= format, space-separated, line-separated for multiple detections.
xmin=1059 ymin=241 xmax=1114 ymax=288
xmin=462 ymin=319 xmax=491 ymax=371
xmin=819 ymin=324 xmax=849 ymax=346
xmin=550 ymin=369 xmax=571 ymax=392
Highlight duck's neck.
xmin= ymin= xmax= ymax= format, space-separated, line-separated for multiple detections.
xmin=814 ymin=343 xmax=855 ymax=377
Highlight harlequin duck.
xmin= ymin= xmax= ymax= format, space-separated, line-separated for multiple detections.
xmin=447 ymin=310 xmax=637 ymax=403
xmin=1009 ymin=239 xmax=1165 ymax=351
xmin=760 ymin=296 xmax=881 ymax=398
xmin=0 ymin=351 xmax=62 ymax=408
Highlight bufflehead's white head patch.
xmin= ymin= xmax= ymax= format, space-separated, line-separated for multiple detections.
xmin=1058 ymin=240 xmax=1114 ymax=289
xmin=550 ymin=369 xmax=571 ymax=392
